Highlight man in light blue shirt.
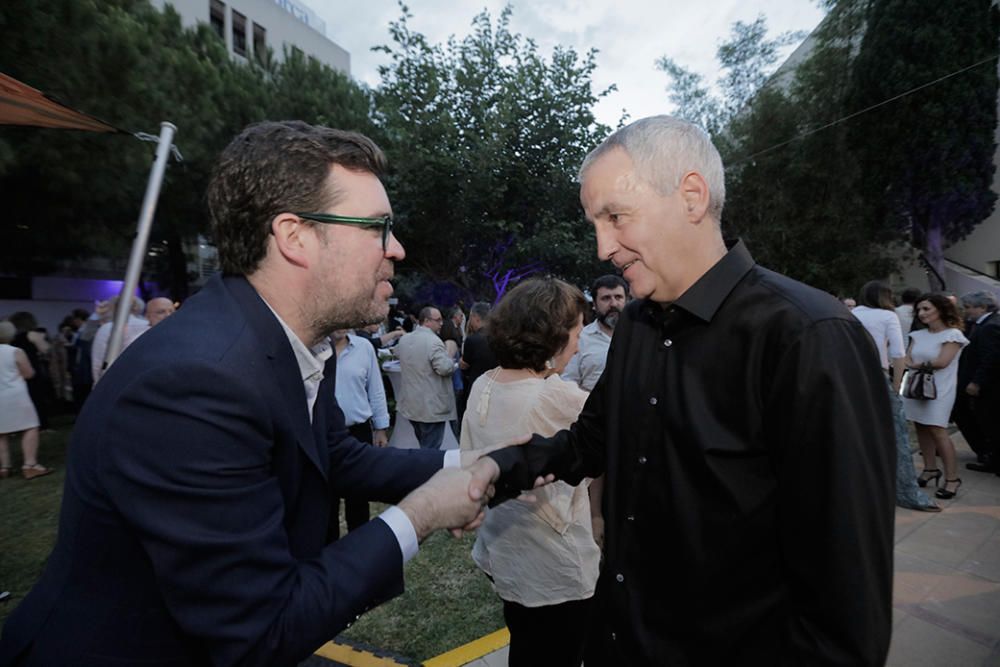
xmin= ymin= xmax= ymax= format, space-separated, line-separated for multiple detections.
xmin=332 ymin=328 xmax=391 ymax=535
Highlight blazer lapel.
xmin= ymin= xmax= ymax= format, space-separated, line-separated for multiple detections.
xmin=224 ymin=276 xmax=328 ymax=481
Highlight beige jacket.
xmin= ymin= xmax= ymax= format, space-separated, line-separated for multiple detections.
xmin=394 ymin=326 xmax=456 ymax=422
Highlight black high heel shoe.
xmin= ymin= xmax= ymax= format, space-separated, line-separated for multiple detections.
xmin=935 ymin=478 xmax=962 ymax=499
xmin=917 ymin=469 xmax=942 ymax=488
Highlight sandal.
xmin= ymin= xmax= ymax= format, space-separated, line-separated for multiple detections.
xmin=0 ymin=467 xmax=10 ymax=479
xmin=21 ymin=464 xmax=53 ymax=480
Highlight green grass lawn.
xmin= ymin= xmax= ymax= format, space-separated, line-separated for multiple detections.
xmin=0 ymin=416 xmax=503 ymax=663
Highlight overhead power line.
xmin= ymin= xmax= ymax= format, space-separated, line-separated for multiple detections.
xmin=728 ymin=53 xmax=1000 ymax=167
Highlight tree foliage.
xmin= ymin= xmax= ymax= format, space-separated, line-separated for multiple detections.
xmin=660 ymin=0 xmax=998 ymax=296
xmin=720 ymin=1 xmax=901 ymax=295
xmin=0 ymin=0 xmax=372 ymax=298
xmin=847 ymin=0 xmax=999 ymax=286
xmin=656 ymin=16 xmax=803 ymax=136
xmin=373 ymin=4 xmax=615 ymax=302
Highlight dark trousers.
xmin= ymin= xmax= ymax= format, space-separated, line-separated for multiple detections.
xmin=411 ymin=420 xmax=445 ymax=449
xmin=332 ymin=422 xmax=373 ymax=539
xmin=953 ymin=393 xmax=987 ymax=457
xmin=974 ymin=393 xmax=1000 ymax=462
xmin=502 ymin=596 xmax=594 ymax=667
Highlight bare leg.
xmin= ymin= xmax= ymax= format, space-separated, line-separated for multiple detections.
xmin=20 ymin=428 xmax=40 ymax=467
xmin=916 ymin=424 xmax=937 ymax=472
xmin=931 ymin=426 xmax=959 ymax=493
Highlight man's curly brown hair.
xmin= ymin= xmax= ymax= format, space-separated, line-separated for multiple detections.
xmin=207 ymin=120 xmax=387 ymax=276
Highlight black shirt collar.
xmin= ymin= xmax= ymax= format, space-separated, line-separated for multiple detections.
xmin=641 ymin=239 xmax=755 ymax=324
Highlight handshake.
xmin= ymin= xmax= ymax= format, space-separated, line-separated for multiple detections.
xmin=396 ymin=438 xmax=555 ymax=542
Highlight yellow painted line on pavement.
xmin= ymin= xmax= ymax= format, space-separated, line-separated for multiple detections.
xmin=314 ymin=639 xmax=408 ymax=666
xmin=423 ymin=628 xmax=510 ymax=667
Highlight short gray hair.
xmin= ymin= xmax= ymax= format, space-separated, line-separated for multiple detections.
xmin=580 ymin=115 xmax=726 ymax=220
xmin=0 ymin=321 xmax=15 ymax=344
xmin=961 ymin=291 xmax=998 ymax=312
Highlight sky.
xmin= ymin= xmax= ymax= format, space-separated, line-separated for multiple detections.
xmin=311 ymin=0 xmax=827 ymax=128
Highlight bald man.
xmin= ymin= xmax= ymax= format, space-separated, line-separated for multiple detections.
xmin=145 ymin=297 xmax=176 ymax=327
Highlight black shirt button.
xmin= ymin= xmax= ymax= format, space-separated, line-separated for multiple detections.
xmin=649 ymin=397 xmax=658 ymax=405
xmin=638 ymin=456 xmax=647 ymax=464
xmin=616 ymin=573 xmax=625 ymax=583
xmin=663 ymin=338 xmax=673 ymax=347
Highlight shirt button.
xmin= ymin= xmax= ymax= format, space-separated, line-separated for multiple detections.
xmin=649 ymin=397 xmax=658 ymax=405
xmin=638 ymin=456 xmax=647 ymax=464
xmin=611 ymin=632 xmax=617 ymax=641
xmin=616 ymin=573 xmax=625 ymax=583
xmin=663 ymin=338 xmax=673 ymax=347
xmin=627 ymin=514 xmax=635 ymax=521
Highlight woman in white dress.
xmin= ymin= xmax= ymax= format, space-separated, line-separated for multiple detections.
xmin=461 ymin=278 xmax=600 ymax=667
xmin=0 ymin=321 xmax=52 ymax=480
xmin=902 ymin=294 xmax=968 ymax=499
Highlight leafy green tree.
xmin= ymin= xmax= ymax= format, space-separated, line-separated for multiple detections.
xmin=373 ymin=4 xmax=615 ymax=301
xmin=0 ymin=0 xmax=373 ymax=298
xmin=656 ymin=15 xmax=803 ymax=137
xmin=720 ymin=1 xmax=901 ymax=296
xmin=847 ymin=0 xmax=999 ymax=287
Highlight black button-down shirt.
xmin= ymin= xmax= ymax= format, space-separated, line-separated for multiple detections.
xmin=490 ymin=240 xmax=895 ymax=665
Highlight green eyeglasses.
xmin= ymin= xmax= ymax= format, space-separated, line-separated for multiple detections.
xmin=294 ymin=212 xmax=394 ymax=251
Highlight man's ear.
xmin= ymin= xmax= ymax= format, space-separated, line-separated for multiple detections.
xmin=269 ymin=213 xmax=313 ymax=269
xmin=678 ymin=171 xmax=711 ymax=222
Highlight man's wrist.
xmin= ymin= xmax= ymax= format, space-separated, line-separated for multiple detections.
xmin=397 ymin=489 xmax=433 ymax=543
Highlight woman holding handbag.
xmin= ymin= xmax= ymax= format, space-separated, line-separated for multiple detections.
xmin=902 ymin=293 xmax=968 ymax=499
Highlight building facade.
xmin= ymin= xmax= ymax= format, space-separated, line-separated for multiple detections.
xmin=150 ymin=0 xmax=349 ymax=73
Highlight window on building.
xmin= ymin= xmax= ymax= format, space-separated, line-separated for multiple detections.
xmin=231 ymin=10 xmax=247 ymax=57
xmin=209 ymin=0 xmax=225 ymax=40
xmin=253 ymin=22 xmax=267 ymax=65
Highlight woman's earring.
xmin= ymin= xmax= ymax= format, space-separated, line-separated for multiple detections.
xmin=545 ymin=358 xmax=556 ymax=370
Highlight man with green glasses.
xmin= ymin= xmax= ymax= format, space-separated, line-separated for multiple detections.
xmin=0 ymin=121 xmax=499 ymax=667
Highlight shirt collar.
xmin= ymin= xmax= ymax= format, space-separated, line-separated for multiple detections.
xmin=261 ymin=300 xmax=333 ymax=383
xmin=976 ymin=311 xmax=994 ymax=325
xmin=336 ymin=333 xmax=358 ymax=358
xmin=583 ymin=319 xmax=612 ymax=340
xmin=648 ymin=239 xmax=754 ymax=323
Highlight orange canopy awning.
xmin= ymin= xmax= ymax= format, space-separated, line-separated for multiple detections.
xmin=0 ymin=72 xmax=121 ymax=132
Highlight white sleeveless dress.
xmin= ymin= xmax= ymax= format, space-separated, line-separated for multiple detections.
xmin=0 ymin=343 xmax=40 ymax=433
xmin=902 ymin=328 xmax=968 ymax=427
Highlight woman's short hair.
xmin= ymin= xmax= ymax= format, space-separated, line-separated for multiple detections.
xmin=915 ymin=293 xmax=964 ymax=331
xmin=0 ymin=321 xmax=16 ymax=344
xmin=857 ymin=280 xmax=894 ymax=311
xmin=488 ymin=277 xmax=587 ymax=372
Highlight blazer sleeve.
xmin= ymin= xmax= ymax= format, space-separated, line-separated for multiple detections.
xmin=325 ymin=399 xmax=444 ymax=501
xmin=101 ymin=361 xmax=418 ymax=667
xmin=429 ymin=337 xmax=456 ymax=377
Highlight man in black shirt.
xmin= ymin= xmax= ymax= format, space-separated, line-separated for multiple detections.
xmin=460 ymin=302 xmax=498 ymax=391
xmin=472 ymin=116 xmax=895 ymax=665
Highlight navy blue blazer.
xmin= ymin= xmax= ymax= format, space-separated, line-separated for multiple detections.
xmin=0 ymin=275 xmax=444 ymax=667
